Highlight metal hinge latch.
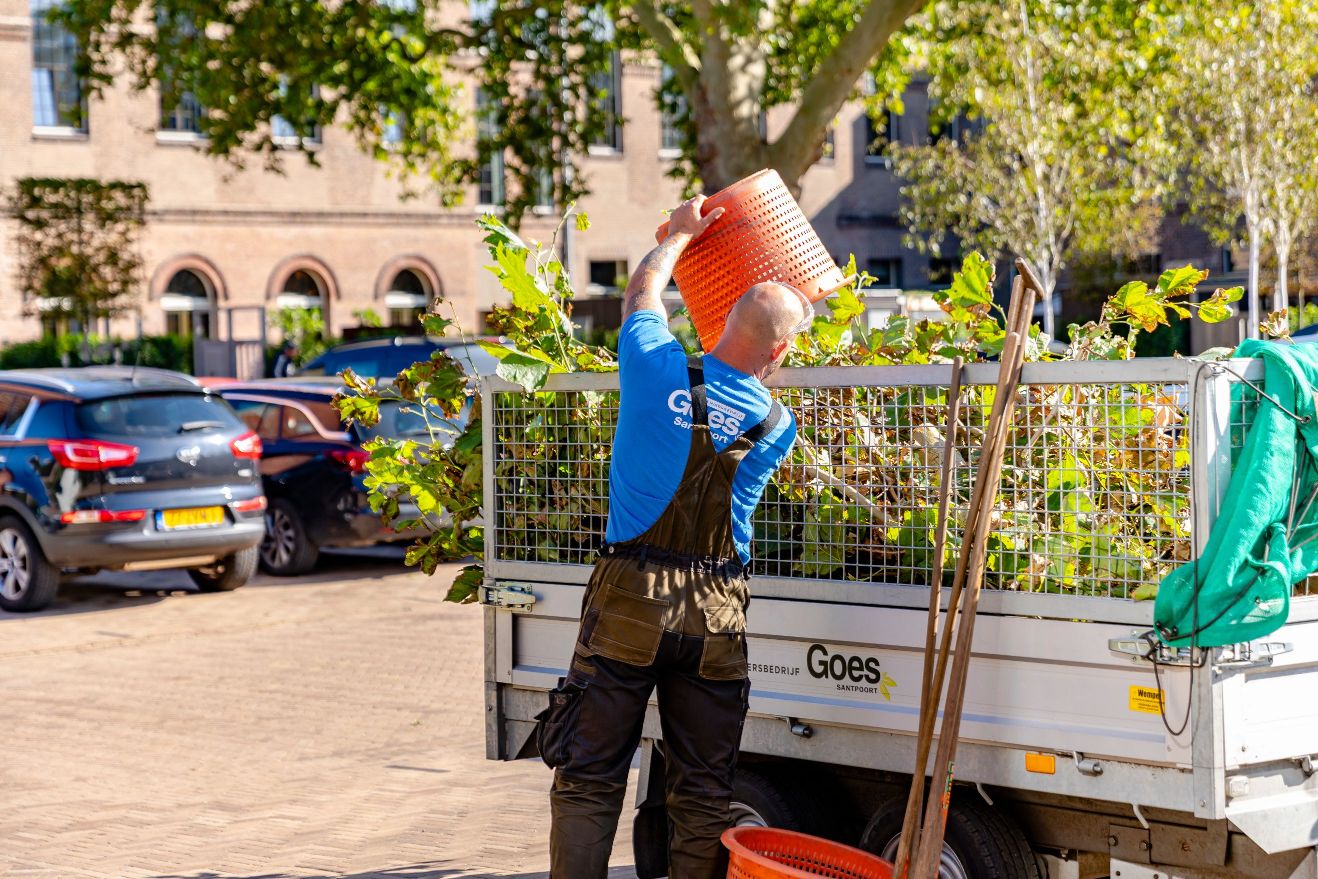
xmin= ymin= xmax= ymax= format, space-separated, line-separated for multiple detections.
xmin=1108 ymin=630 xmax=1291 ymax=668
xmin=481 ymin=582 xmax=536 ymax=612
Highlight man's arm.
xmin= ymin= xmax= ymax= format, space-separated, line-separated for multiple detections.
xmin=622 ymin=195 xmax=725 ymax=320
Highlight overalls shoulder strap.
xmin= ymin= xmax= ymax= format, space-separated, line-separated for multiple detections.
xmin=738 ymin=401 xmax=785 ymax=447
xmin=686 ymin=355 xmax=708 ymax=426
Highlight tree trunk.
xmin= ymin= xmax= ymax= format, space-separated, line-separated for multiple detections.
xmin=1247 ymin=222 xmax=1262 ymax=339
xmin=1275 ymin=238 xmax=1291 ymax=331
xmin=1038 ymin=264 xmax=1057 ymax=339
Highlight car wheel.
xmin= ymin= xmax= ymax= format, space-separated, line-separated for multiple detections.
xmin=860 ymin=790 xmax=1040 ymax=879
xmin=260 ymin=498 xmax=318 ymax=576
xmin=0 ymin=516 xmax=60 ymax=613
xmin=188 ymin=545 xmax=259 ymax=593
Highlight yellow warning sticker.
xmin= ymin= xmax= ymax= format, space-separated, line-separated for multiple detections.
xmin=1129 ymin=685 xmax=1165 ymax=714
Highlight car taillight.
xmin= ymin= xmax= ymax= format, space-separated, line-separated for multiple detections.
xmin=329 ymin=448 xmax=370 ymax=473
xmin=229 ymin=431 xmax=263 ymax=459
xmin=60 ymin=509 xmax=147 ymax=524
xmin=232 ymin=496 xmax=267 ymax=513
xmin=48 ymin=439 xmax=140 ymax=470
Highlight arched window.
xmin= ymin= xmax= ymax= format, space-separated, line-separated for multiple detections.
xmin=161 ymin=268 xmax=214 ymax=337
xmin=385 ymin=268 xmax=431 ymax=328
xmin=277 ymin=269 xmax=325 ymax=310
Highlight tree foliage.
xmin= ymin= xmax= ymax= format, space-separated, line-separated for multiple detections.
xmin=59 ymin=0 xmax=926 ymax=218
xmin=7 ymin=177 xmax=149 ymax=328
xmin=887 ymin=0 xmax=1164 ymax=339
xmin=1154 ymin=0 xmax=1318 ymax=335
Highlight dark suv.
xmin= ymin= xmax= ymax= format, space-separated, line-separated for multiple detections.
xmin=0 ymin=367 xmax=266 ymax=612
xmin=214 ymin=379 xmax=449 ymax=575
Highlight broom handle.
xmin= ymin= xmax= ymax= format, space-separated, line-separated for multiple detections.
xmin=893 ymin=357 xmax=964 ymax=879
xmin=909 ymin=278 xmax=1035 ymax=879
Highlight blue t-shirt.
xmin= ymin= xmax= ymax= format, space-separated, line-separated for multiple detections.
xmin=605 ymin=310 xmax=797 ymax=563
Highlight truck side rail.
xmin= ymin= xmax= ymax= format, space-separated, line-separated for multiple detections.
xmin=481 ymin=357 xmax=1304 ymax=627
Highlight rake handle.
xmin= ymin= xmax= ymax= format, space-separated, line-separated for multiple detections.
xmin=893 ymin=356 xmax=964 ymax=879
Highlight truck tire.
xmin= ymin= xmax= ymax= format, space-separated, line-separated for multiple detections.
xmin=860 ymin=790 xmax=1040 ymax=879
xmin=632 ymin=766 xmax=825 ymax=879
xmin=731 ymin=767 xmax=821 ymax=833
xmin=633 ymin=802 xmax=668 ymax=879
xmin=0 ymin=516 xmax=60 ymax=612
xmin=260 ymin=498 xmax=318 ymax=576
xmin=188 ymin=545 xmax=259 ymax=592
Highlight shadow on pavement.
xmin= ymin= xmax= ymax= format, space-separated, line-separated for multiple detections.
xmin=0 ymin=578 xmax=169 ymax=620
xmin=0 ymin=545 xmax=417 ymax=620
xmin=149 ymin=867 xmax=636 ymax=879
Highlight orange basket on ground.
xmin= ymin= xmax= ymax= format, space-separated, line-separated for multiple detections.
xmin=723 ymin=826 xmax=893 ymax=879
xmin=656 ymin=169 xmax=850 ymax=351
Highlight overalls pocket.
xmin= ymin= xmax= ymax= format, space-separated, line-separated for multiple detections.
xmin=535 ymin=677 xmax=588 ymax=770
xmin=699 ymin=604 xmax=748 ymax=680
xmin=586 ymin=584 xmax=667 ymax=667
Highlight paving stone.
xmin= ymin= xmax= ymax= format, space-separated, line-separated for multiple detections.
xmin=1 ymin=551 xmax=636 ymax=879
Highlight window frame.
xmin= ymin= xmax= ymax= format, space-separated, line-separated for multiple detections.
xmin=587 ymin=51 xmax=624 ymax=155
xmin=30 ymin=0 xmax=87 ymax=136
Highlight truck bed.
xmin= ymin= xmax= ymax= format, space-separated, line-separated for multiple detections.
xmin=481 ymin=358 xmax=1318 ymax=860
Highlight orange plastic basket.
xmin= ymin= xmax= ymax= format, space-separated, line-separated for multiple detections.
xmin=656 ymin=169 xmax=849 ymax=351
xmin=723 ymin=826 xmax=893 ymax=879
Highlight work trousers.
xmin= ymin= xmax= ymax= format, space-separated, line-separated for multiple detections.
xmin=546 ymin=629 xmax=750 ymax=879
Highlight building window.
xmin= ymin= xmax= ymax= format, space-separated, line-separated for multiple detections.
xmin=819 ymin=125 xmax=835 ymax=162
xmin=277 ymin=268 xmax=326 ymax=310
xmin=157 ymin=9 xmax=202 ymax=136
xmin=385 ymin=268 xmax=431 ymax=327
xmin=272 ymin=84 xmax=322 ymax=146
xmin=476 ymin=88 xmax=504 ymax=206
xmin=161 ymin=90 xmax=203 ymax=135
xmin=161 ymin=268 xmax=213 ymax=337
xmin=864 ymin=109 xmax=900 ymax=165
xmin=588 ymin=52 xmax=623 ymax=153
xmin=1119 ymin=252 xmax=1162 ymax=276
xmin=381 ymin=108 xmax=405 ymax=146
xmin=866 ymin=257 xmax=902 ymax=289
xmin=659 ymin=65 xmax=684 ymax=155
xmin=928 ymin=114 xmax=977 ymax=146
xmin=535 ymin=166 xmax=555 ymax=211
xmin=587 ymin=259 xmax=628 ymax=293
xmin=928 ymin=257 xmax=958 ymax=287
xmin=31 ymin=0 xmax=85 ymax=132
xmin=1221 ymin=247 xmax=1235 ymax=274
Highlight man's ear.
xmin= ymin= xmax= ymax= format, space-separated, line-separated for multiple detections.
xmin=770 ymin=337 xmax=790 ymax=361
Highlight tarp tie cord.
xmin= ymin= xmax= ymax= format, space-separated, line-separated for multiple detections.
xmin=1211 ymin=363 xmax=1312 ymax=425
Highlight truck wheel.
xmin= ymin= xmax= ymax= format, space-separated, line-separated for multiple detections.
xmin=188 ymin=545 xmax=259 ymax=592
xmin=860 ymin=791 xmax=1040 ymax=879
xmin=0 ymin=516 xmax=60 ymax=612
xmin=632 ymin=803 xmax=668 ymax=879
xmin=260 ymin=498 xmax=318 ymax=575
xmin=731 ymin=767 xmax=821 ymax=833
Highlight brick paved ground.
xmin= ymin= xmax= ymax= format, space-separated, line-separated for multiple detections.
xmin=1 ymin=551 xmax=636 ymax=879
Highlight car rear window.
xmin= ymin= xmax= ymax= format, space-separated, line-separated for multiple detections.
xmin=358 ymin=400 xmax=464 ymax=443
xmin=76 ymin=393 xmax=243 ymax=438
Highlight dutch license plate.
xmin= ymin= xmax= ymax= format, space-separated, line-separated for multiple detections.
xmin=159 ymin=506 xmax=225 ymax=530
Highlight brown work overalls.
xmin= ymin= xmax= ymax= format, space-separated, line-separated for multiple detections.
xmin=539 ymin=356 xmax=785 ymax=879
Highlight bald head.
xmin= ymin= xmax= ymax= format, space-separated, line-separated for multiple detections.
xmin=710 ymin=282 xmax=812 ymax=380
xmin=723 ymin=282 xmax=810 ymax=347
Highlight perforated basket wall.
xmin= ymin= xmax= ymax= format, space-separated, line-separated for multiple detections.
xmin=723 ymin=826 xmax=893 ymax=879
xmin=656 ymin=169 xmax=848 ymax=351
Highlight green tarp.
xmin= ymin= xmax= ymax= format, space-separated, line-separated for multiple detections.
xmin=1155 ymin=339 xmax=1318 ymax=647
